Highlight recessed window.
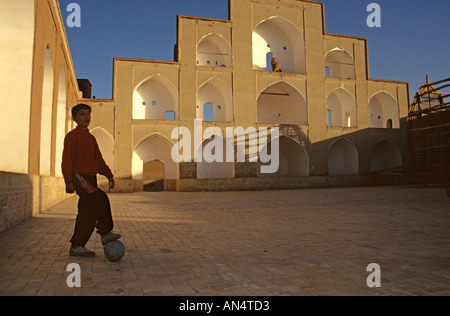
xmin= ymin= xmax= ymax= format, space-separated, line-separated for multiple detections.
xmin=203 ymin=102 xmax=214 ymax=121
xmin=165 ymin=111 xmax=175 ymax=121
xmin=345 ymin=112 xmax=351 ymax=127
xmin=266 ymin=52 xmax=274 ymax=72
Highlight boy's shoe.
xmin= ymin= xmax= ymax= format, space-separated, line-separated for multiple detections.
xmin=70 ymin=247 xmax=96 ymax=257
xmin=101 ymin=231 xmax=121 ymax=245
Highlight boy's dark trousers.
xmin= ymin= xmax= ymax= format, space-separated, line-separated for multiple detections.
xmin=70 ymin=173 xmax=114 ymax=247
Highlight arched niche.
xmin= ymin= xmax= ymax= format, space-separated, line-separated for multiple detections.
xmin=325 ymin=48 xmax=355 ymax=80
xmin=197 ymin=78 xmax=233 ymax=122
xmin=197 ymin=33 xmax=232 ymax=68
xmin=327 ymin=88 xmax=357 ymax=127
xmin=133 ymin=75 xmax=179 ymax=120
xmin=368 ymin=91 xmax=400 ymax=129
xmin=257 ymin=81 xmax=307 ymax=125
xmin=253 ymin=16 xmax=306 ymax=74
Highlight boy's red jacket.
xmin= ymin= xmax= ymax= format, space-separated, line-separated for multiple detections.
xmin=61 ymin=127 xmax=113 ymax=184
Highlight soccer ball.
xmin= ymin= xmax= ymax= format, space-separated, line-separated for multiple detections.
xmin=103 ymin=240 xmax=126 ymax=262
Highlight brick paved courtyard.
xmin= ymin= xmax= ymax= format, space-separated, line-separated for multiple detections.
xmin=0 ymin=186 xmax=449 ymax=296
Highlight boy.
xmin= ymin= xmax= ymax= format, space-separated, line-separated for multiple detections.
xmin=62 ymin=104 xmax=121 ymax=257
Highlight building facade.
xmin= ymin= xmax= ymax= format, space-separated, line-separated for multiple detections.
xmin=86 ymin=0 xmax=410 ymax=192
xmin=0 ymin=0 xmax=80 ymax=232
xmin=0 ymin=0 xmax=412 ymax=231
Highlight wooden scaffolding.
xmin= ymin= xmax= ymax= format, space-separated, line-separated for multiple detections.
xmin=408 ymin=76 xmax=450 ymax=178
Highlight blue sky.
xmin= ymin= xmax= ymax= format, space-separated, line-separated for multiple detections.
xmin=58 ymin=0 xmax=449 ymax=100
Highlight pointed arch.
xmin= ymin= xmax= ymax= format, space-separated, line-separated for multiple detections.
xmin=328 ymin=138 xmax=359 ymax=176
xmin=327 ymin=88 xmax=357 ymax=127
xmin=325 ymin=47 xmax=355 ymax=79
xmin=40 ymin=45 xmax=54 ymax=176
xmin=133 ymin=75 xmax=179 ymax=120
xmin=368 ymin=91 xmax=400 ymax=128
xmin=133 ymin=133 xmax=178 ymax=181
xmin=257 ymin=81 xmax=307 ymax=125
xmin=253 ymin=16 xmax=306 ymax=74
xmin=197 ymin=33 xmax=232 ymax=68
xmin=197 ymin=133 xmax=235 ymax=179
xmin=258 ymin=136 xmax=309 ymax=178
xmin=197 ymin=77 xmax=233 ymax=122
xmin=55 ymin=66 xmax=67 ymax=177
xmin=370 ymin=139 xmax=402 ymax=172
xmin=91 ymin=127 xmax=115 ymax=174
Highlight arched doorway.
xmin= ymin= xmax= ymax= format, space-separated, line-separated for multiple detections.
xmin=370 ymin=139 xmax=402 ymax=172
xmin=328 ymin=138 xmax=359 ymax=176
xmin=258 ymin=136 xmax=309 ymax=177
xmin=133 ymin=134 xmax=178 ymax=191
xmin=197 ymin=134 xmax=235 ymax=179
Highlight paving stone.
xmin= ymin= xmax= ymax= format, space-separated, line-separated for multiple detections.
xmin=0 ymin=186 xmax=449 ymax=296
